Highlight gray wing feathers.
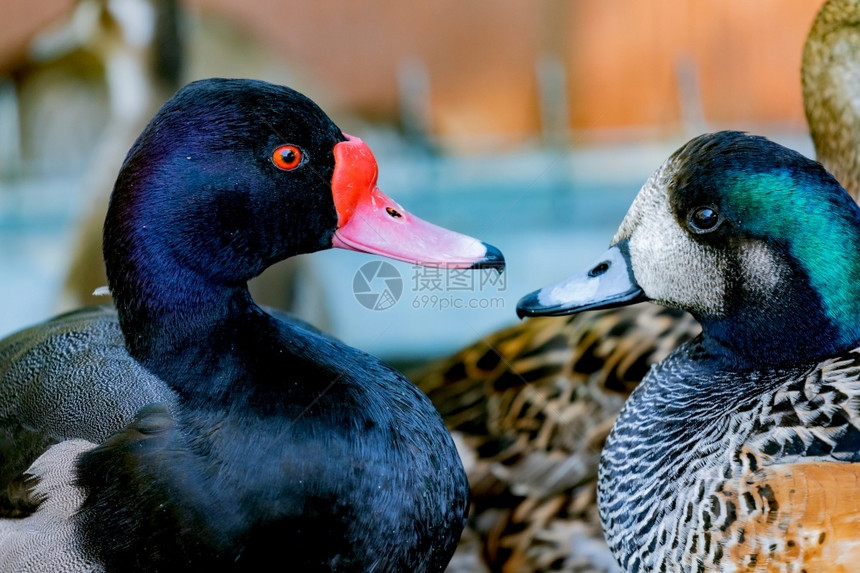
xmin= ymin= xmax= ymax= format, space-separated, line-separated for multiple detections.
xmin=0 ymin=440 xmax=102 ymax=572
xmin=0 ymin=306 xmax=175 ymax=443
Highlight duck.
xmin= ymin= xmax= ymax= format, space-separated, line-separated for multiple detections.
xmin=0 ymin=77 xmax=506 ymax=570
xmin=409 ymin=1 xmax=860 ymax=570
xmin=517 ymin=129 xmax=860 ymax=571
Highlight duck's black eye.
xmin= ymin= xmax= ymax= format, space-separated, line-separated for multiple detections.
xmin=272 ymin=144 xmax=303 ymax=171
xmin=688 ymin=206 xmax=722 ymax=234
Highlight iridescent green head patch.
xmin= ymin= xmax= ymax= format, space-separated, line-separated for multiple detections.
xmin=668 ymin=131 xmax=860 ymax=336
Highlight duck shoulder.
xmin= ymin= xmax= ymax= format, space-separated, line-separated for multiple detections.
xmin=0 ymin=306 xmax=174 ymax=441
xmin=600 ymin=340 xmax=860 ymax=571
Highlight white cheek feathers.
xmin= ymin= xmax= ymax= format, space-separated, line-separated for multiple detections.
xmin=617 ymin=166 xmax=728 ymax=317
xmin=738 ymin=240 xmax=789 ymax=298
xmin=627 ymin=206 xmax=728 ymax=317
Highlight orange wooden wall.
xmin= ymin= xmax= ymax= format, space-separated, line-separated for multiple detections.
xmin=192 ymin=0 xmax=821 ymax=144
xmin=3 ymin=0 xmax=825 ymax=145
xmin=566 ymin=1 xmax=820 ymax=134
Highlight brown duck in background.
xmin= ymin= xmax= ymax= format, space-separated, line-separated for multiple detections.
xmin=419 ymin=304 xmax=697 ymax=572
xmin=802 ymin=0 xmax=860 ymax=198
xmin=411 ymin=1 xmax=860 ymax=571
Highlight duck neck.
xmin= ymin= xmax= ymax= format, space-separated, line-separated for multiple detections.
xmin=696 ymin=245 xmax=860 ymax=371
xmin=118 ymin=272 xmax=254 ymax=360
xmin=698 ymin=280 xmax=860 ymax=371
xmin=111 ymin=249 xmax=261 ymax=376
xmin=104 ymin=208 xmax=275 ymax=401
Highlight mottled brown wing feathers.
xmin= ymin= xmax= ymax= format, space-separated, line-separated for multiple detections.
xmin=409 ymin=304 xmax=698 ymax=571
xmin=719 ymin=461 xmax=860 ymax=572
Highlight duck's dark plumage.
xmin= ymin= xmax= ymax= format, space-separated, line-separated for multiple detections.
xmin=75 ymin=335 xmax=468 ymax=570
xmin=0 ymin=77 xmax=508 ymax=570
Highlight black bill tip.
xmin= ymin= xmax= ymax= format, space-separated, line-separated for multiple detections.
xmin=469 ymin=242 xmax=506 ymax=273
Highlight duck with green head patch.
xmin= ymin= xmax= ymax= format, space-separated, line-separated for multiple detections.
xmin=518 ymin=131 xmax=860 ymax=572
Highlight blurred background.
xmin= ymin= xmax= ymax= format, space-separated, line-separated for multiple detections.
xmin=0 ymin=0 xmax=819 ymax=365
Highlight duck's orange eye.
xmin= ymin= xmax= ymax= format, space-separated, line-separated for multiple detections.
xmin=272 ymin=144 xmax=303 ymax=170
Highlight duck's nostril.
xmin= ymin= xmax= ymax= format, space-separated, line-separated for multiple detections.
xmin=588 ymin=261 xmax=610 ymax=278
xmin=386 ymin=207 xmax=402 ymax=219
